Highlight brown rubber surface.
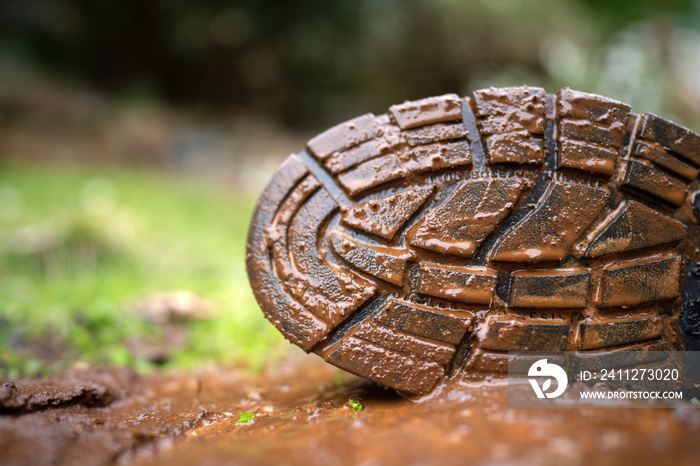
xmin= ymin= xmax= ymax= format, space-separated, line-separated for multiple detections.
xmin=246 ymin=87 xmax=700 ymax=395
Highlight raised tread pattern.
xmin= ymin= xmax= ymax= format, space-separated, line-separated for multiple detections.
xmin=247 ymin=87 xmax=700 ymax=395
xmin=471 ymin=87 xmax=546 ymax=165
xmin=411 ymin=178 xmax=528 ymax=258
xmin=490 ymin=181 xmax=610 ymax=263
xmin=556 ymin=89 xmax=631 ymax=177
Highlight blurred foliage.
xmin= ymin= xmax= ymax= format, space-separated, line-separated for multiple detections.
xmin=0 ymin=162 xmax=289 ymax=379
xmin=577 ymin=0 xmax=698 ymax=29
xmin=2 ymin=0 xmax=698 ymax=128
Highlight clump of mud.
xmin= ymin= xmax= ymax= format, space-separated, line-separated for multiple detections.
xmin=0 ymin=366 xmax=137 ymax=415
xmin=2 ymin=358 xmax=700 ymax=466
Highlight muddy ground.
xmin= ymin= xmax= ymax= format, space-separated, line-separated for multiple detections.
xmin=2 ymin=356 xmax=700 ymax=466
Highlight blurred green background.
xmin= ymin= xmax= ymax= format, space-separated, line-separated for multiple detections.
xmin=1 ymin=0 xmax=700 ymax=379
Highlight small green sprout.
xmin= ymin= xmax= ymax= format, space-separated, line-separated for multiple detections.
xmin=691 ymin=397 xmax=700 ymax=407
xmin=236 ymin=411 xmax=255 ymax=424
xmin=347 ymin=399 xmax=363 ymax=412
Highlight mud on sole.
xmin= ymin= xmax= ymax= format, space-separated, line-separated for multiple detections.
xmin=246 ymin=87 xmax=700 ymax=395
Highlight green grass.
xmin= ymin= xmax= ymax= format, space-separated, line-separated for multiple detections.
xmin=347 ymin=399 xmax=363 ymax=412
xmin=236 ymin=411 xmax=255 ymax=424
xmin=0 ymin=161 xmax=289 ymax=379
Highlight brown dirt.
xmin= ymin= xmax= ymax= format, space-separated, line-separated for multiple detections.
xmin=2 ymin=357 xmax=700 ymax=466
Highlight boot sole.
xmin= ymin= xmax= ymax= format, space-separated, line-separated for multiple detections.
xmin=246 ymin=87 xmax=700 ymax=395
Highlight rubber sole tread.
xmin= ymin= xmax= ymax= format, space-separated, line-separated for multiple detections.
xmin=246 ymin=86 xmax=700 ymax=395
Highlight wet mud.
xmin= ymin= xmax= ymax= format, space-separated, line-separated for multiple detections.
xmin=2 ymin=357 xmax=700 ymax=466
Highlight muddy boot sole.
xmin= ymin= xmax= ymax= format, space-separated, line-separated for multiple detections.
xmin=246 ymin=87 xmax=700 ymax=395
